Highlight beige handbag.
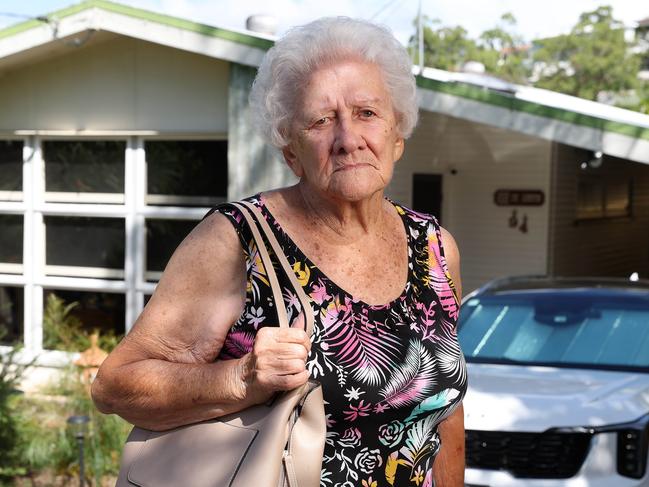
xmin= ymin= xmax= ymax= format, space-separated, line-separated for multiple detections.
xmin=116 ymin=201 xmax=326 ymax=487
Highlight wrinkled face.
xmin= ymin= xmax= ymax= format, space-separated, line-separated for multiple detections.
xmin=282 ymin=61 xmax=405 ymax=202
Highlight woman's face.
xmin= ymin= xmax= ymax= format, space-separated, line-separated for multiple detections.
xmin=283 ymin=61 xmax=405 ymax=202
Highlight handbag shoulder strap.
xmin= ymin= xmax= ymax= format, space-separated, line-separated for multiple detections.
xmin=231 ymin=201 xmax=315 ymax=338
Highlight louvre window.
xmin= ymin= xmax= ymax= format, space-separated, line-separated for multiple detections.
xmin=0 ymin=140 xmax=23 ymax=198
xmin=45 ymin=216 xmax=125 ymax=278
xmin=146 ymin=140 xmax=227 ymax=206
xmin=43 ymin=140 xmax=125 ymax=202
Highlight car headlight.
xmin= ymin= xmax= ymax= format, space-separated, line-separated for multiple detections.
xmin=615 ymin=420 xmax=649 ymax=479
xmin=554 ymin=413 xmax=649 ymax=479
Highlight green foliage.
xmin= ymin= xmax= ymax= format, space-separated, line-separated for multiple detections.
xmin=43 ymin=293 xmax=121 ymax=352
xmin=0 ymin=327 xmax=33 ymax=480
xmin=625 ymin=82 xmax=649 ymax=114
xmin=1 ymin=295 xmax=127 ymax=483
xmin=410 ymin=13 xmax=530 ymax=83
xmin=43 ymin=293 xmax=83 ymax=351
xmin=532 ymin=5 xmax=641 ymax=101
xmin=411 ymin=5 xmax=646 ymax=111
xmin=11 ymin=365 xmax=131 ymax=484
xmin=413 ymin=18 xmax=478 ymax=71
xmin=476 ymin=14 xmax=530 ymax=83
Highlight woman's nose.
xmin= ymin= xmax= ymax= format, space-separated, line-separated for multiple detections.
xmin=332 ymin=118 xmax=366 ymax=154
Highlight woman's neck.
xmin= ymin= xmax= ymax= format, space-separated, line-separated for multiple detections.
xmin=293 ymin=182 xmax=388 ymax=241
xmin=261 ymin=184 xmax=389 ymax=244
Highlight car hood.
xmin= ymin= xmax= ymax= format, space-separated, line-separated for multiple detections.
xmin=464 ymin=363 xmax=649 ymax=431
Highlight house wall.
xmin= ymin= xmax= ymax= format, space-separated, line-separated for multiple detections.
xmin=387 ymin=111 xmax=553 ymax=293
xmin=0 ymin=36 xmax=229 ymax=133
xmin=549 ymin=144 xmax=649 ymax=277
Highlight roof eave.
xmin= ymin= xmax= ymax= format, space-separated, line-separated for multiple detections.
xmin=0 ymin=0 xmax=272 ymax=67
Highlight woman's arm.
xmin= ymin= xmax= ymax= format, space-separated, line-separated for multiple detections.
xmin=91 ymin=213 xmax=311 ymax=431
xmin=434 ymin=404 xmax=465 ymax=486
xmin=440 ymin=227 xmax=462 ymax=302
xmin=434 ymin=227 xmax=465 ymax=486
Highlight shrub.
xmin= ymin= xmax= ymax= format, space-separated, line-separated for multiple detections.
xmin=43 ymin=293 xmax=122 ymax=352
xmin=13 ymin=363 xmax=131 ymax=484
xmin=0 ymin=327 xmax=33 ymax=480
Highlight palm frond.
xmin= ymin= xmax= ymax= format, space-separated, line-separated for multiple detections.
xmin=325 ymin=319 xmax=401 ymax=386
xmin=380 ymin=340 xmax=437 ymax=408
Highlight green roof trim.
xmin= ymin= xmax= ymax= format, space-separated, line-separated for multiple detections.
xmin=0 ymin=0 xmax=274 ymax=50
xmin=0 ymin=2 xmax=91 ymax=40
xmin=416 ymin=76 xmax=649 ymax=141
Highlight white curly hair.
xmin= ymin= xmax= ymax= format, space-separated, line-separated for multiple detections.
xmin=248 ymin=17 xmax=418 ymax=148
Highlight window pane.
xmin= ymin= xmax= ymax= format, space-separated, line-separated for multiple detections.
xmin=576 ymin=179 xmax=604 ymax=219
xmin=146 ymin=219 xmax=197 ymax=274
xmin=146 ymin=140 xmax=227 ymax=205
xmin=0 ymin=286 xmax=23 ymax=344
xmin=43 ymin=289 xmax=124 ymax=351
xmin=43 ymin=140 xmax=125 ymax=194
xmin=0 ymin=140 xmax=22 ymax=193
xmin=605 ymin=179 xmax=631 ymax=216
xmin=45 ymin=216 xmax=124 ymax=270
xmin=0 ymin=215 xmax=22 ymax=264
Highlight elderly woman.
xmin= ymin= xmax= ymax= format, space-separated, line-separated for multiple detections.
xmin=93 ymin=17 xmax=467 ymax=487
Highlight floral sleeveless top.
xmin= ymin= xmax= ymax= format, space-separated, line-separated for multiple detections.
xmin=211 ymin=195 xmax=467 ymax=487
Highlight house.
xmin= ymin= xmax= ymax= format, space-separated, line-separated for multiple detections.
xmin=0 ymin=0 xmax=648 ymax=374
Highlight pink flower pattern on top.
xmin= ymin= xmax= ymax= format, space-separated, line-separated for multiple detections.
xmin=210 ymin=196 xmax=467 ymax=487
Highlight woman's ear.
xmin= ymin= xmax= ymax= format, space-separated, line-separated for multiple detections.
xmin=393 ymin=136 xmax=405 ymax=162
xmin=282 ymin=144 xmax=304 ymax=178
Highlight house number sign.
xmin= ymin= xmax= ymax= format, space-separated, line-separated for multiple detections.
xmin=494 ymin=189 xmax=545 ymax=206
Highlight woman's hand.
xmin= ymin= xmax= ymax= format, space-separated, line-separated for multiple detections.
xmin=238 ymin=314 xmax=311 ymax=404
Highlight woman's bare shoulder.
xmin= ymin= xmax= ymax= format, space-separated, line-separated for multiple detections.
xmin=439 ymin=226 xmax=459 ymax=260
xmin=439 ymin=226 xmax=462 ymax=300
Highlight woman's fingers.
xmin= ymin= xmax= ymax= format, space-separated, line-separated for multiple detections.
xmin=257 ymin=320 xmax=311 ymax=351
xmin=243 ymin=319 xmax=312 ymax=399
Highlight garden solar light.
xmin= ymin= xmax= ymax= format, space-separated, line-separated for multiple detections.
xmin=67 ymin=415 xmax=90 ymax=487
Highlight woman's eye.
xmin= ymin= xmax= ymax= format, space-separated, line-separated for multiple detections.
xmin=360 ymin=110 xmax=376 ymax=118
xmin=314 ymin=117 xmax=328 ymax=126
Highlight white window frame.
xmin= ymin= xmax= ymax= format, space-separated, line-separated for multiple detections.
xmin=143 ymin=135 xmax=228 ymax=207
xmin=0 ymin=133 xmax=225 ymax=361
xmin=41 ymin=137 xmax=128 ymax=205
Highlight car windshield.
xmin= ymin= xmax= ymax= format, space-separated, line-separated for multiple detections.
xmin=457 ymin=289 xmax=649 ymax=371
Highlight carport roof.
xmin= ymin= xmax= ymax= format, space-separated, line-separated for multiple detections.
xmin=1 ymin=0 xmax=648 ymax=163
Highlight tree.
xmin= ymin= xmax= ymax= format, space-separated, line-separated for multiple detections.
xmin=411 ymin=18 xmax=478 ymax=71
xmin=475 ymin=13 xmax=530 ymax=83
xmin=410 ymin=14 xmax=530 ymax=83
xmin=532 ymin=5 xmax=640 ymax=101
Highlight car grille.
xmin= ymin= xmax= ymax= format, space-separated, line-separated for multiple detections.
xmin=465 ymin=430 xmax=593 ymax=478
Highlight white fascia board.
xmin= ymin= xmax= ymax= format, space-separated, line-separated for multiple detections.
xmin=94 ymin=9 xmax=266 ymax=67
xmin=602 ymin=131 xmax=649 ymax=164
xmin=0 ymin=7 xmax=266 ymax=69
xmin=0 ymin=9 xmax=98 ymax=60
xmin=515 ymin=85 xmax=649 ymax=130
xmin=419 ymin=66 xmax=649 ymax=131
xmin=417 ymin=88 xmax=649 ymax=165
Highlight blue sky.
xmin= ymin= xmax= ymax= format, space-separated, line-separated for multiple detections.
xmin=1 ymin=0 xmax=647 ymax=45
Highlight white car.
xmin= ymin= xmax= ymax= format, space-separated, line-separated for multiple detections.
xmin=458 ymin=277 xmax=649 ymax=487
